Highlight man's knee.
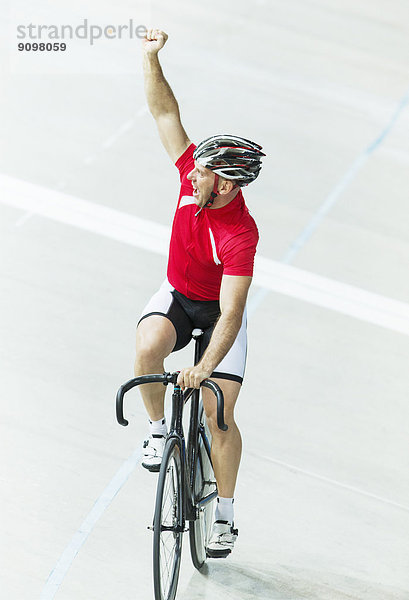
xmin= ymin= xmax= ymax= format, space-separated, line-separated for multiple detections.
xmin=135 ymin=316 xmax=176 ymax=369
xmin=134 ymin=342 xmax=162 ymax=371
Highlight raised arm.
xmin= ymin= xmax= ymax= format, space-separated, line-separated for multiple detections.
xmin=143 ymin=29 xmax=191 ymax=162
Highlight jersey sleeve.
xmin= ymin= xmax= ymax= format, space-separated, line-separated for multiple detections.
xmin=220 ymin=228 xmax=259 ymax=277
xmin=175 ymin=143 xmax=196 ymax=183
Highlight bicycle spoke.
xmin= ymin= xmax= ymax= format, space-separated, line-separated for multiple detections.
xmin=189 ymin=404 xmax=217 ymax=571
xmin=162 ymin=468 xmax=174 ymax=524
xmin=160 ymin=534 xmax=177 ymax=590
xmin=159 ymin=461 xmax=179 ymax=593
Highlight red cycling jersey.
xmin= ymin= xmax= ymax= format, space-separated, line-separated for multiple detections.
xmin=167 ymin=143 xmax=259 ymax=301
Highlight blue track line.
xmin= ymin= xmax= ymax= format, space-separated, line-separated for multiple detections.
xmin=248 ymin=87 xmax=409 ymax=316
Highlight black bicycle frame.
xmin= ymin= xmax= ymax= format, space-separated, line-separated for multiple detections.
xmin=185 ymin=335 xmax=217 ymax=520
xmin=116 ymin=346 xmax=227 ymax=522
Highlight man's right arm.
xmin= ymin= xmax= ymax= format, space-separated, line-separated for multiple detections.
xmin=143 ymin=29 xmax=191 ymax=163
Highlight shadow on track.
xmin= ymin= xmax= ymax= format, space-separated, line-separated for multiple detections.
xmin=179 ymin=561 xmax=408 ymax=600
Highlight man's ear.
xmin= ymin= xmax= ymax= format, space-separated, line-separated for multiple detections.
xmin=218 ymin=177 xmax=235 ymax=195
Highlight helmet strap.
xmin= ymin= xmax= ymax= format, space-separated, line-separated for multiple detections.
xmin=195 ymin=174 xmax=219 ymax=217
xmin=204 ymin=174 xmax=219 ymax=208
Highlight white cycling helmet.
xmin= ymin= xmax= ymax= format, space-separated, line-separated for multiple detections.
xmin=193 ymin=134 xmax=265 ymax=187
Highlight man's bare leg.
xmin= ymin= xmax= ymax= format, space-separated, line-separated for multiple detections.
xmin=203 ymin=379 xmax=241 ymax=556
xmin=202 ymin=379 xmax=242 ymax=498
xmin=134 ymin=315 xmax=177 ymax=470
xmin=134 ymin=315 xmax=177 ymax=420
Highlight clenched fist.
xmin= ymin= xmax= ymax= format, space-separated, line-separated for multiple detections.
xmin=143 ymin=28 xmax=168 ymax=55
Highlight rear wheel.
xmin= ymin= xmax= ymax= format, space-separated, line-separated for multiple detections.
xmin=153 ymin=438 xmax=183 ymax=600
xmin=189 ymin=405 xmax=217 ymax=569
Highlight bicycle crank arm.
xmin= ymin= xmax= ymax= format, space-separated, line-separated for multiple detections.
xmin=147 ymin=525 xmax=188 ymax=533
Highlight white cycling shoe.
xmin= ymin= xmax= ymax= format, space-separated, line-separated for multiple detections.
xmin=206 ymin=520 xmax=238 ymax=558
xmin=141 ymin=434 xmax=166 ymax=472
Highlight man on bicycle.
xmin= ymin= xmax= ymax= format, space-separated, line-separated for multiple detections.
xmin=135 ymin=28 xmax=264 ymax=558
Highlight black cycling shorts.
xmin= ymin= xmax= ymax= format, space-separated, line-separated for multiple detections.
xmin=138 ymin=279 xmax=247 ymax=384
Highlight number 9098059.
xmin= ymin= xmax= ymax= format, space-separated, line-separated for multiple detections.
xmin=18 ymin=42 xmax=67 ymax=51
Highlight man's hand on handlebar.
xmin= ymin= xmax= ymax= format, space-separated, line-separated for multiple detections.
xmin=177 ymin=365 xmax=212 ymax=390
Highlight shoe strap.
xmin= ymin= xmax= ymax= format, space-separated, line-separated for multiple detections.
xmin=214 ymin=520 xmax=238 ymax=536
xmin=215 ymin=520 xmax=229 ymax=525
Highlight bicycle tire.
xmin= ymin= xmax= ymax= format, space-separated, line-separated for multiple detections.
xmin=189 ymin=405 xmax=216 ymax=569
xmin=153 ymin=437 xmax=183 ymax=600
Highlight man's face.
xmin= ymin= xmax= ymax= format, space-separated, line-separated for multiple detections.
xmin=187 ymin=161 xmax=216 ymax=207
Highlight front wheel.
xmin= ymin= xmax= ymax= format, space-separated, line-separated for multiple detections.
xmin=153 ymin=437 xmax=183 ymax=600
xmin=189 ymin=407 xmax=217 ymax=569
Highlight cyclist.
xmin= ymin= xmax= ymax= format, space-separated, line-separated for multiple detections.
xmin=135 ymin=28 xmax=264 ymax=558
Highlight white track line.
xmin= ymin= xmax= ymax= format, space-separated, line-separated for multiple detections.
xmin=1 ymin=172 xmax=409 ymax=336
xmin=40 ymin=448 xmax=142 ymax=600
xmin=250 ymin=452 xmax=409 ymax=513
xmin=254 ymin=256 xmax=409 ymax=336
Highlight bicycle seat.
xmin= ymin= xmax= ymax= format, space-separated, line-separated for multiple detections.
xmin=192 ymin=328 xmax=204 ymax=340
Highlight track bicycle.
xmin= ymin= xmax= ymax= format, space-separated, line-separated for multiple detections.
xmin=116 ymin=328 xmax=227 ymax=600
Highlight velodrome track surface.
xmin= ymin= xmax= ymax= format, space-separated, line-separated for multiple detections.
xmin=1 ymin=1 xmax=409 ymax=599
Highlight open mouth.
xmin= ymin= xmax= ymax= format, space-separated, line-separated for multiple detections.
xmin=192 ymin=187 xmax=199 ymax=197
